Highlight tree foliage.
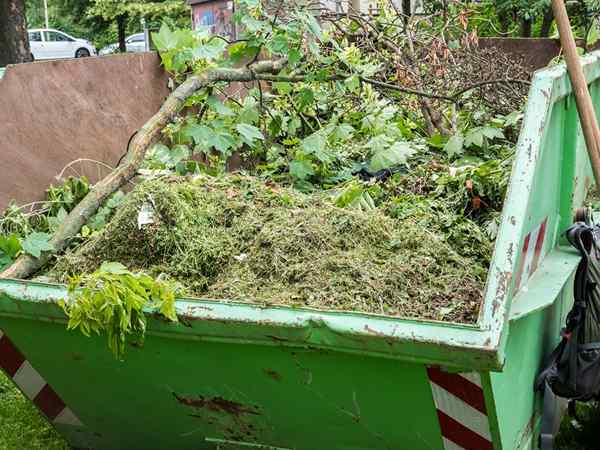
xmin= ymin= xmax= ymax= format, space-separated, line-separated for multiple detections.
xmin=148 ymin=0 xmax=527 ymax=195
xmin=25 ymin=0 xmax=189 ymax=49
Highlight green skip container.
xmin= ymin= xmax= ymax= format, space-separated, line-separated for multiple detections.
xmin=1 ymin=52 xmax=600 ymax=450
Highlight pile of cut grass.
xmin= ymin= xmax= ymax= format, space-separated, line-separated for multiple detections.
xmin=50 ymin=174 xmax=489 ymax=323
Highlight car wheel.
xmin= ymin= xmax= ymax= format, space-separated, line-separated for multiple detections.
xmin=75 ymin=48 xmax=90 ymax=58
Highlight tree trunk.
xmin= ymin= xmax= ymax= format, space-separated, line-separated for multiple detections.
xmin=0 ymin=0 xmax=32 ymax=66
xmin=521 ymin=18 xmax=532 ymax=37
xmin=117 ymin=14 xmax=127 ymax=53
xmin=540 ymin=7 xmax=554 ymax=37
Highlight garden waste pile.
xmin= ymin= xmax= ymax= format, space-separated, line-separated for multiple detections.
xmin=47 ymin=170 xmax=498 ymax=324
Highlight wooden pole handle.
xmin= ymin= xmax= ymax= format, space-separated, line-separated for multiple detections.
xmin=552 ymin=0 xmax=600 ymax=185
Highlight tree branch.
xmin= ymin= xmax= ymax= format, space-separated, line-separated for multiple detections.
xmin=0 ymin=59 xmax=288 ymax=280
xmin=452 ymin=78 xmax=531 ymax=99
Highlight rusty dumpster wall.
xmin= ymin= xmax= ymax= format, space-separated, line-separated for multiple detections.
xmin=0 ymin=53 xmax=168 ymax=210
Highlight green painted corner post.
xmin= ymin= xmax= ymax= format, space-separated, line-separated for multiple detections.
xmin=1 ymin=52 xmax=600 ymax=450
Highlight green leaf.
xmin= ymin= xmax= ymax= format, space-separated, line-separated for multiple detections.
xmin=148 ymin=143 xmax=172 ymax=165
xmin=106 ymin=191 xmax=125 ymax=209
xmin=481 ymin=126 xmax=505 ymax=140
xmin=0 ymin=233 xmax=21 ymax=259
xmin=465 ymin=126 xmax=504 ymax=148
xmin=210 ymin=131 xmax=237 ymax=153
xmin=288 ymin=48 xmax=301 ymax=65
xmin=368 ymin=142 xmax=416 ymax=173
xmin=289 ymin=159 xmax=315 ymax=180
xmin=239 ymin=97 xmax=260 ymax=124
xmin=0 ymin=253 xmax=12 ymax=271
xmin=236 ymin=124 xmax=264 ymax=146
xmin=273 ymin=82 xmax=293 ymax=94
xmin=444 ymin=133 xmax=465 ymax=159
xmin=296 ymin=88 xmax=314 ymax=111
xmin=428 ymin=133 xmax=446 ymax=149
xmin=184 ymin=124 xmax=213 ymax=145
xmin=192 ymin=38 xmax=227 ymax=60
xmin=48 ymin=207 xmax=68 ymax=232
xmin=153 ymin=24 xmax=178 ymax=51
xmin=504 ymin=111 xmax=523 ymax=128
xmin=335 ymin=182 xmax=376 ymax=211
xmin=99 ymin=262 xmax=129 ymax=275
xmin=170 ymin=145 xmax=190 ymax=165
xmin=464 ymin=128 xmax=484 ymax=148
xmin=332 ymin=123 xmax=355 ymax=141
xmin=301 ymin=132 xmax=326 ymax=155
xmin=335 ymin=182 xmax=364 ymax=208
xmin=304 ymin=13 xmax=323 ymax=41
xmin=21 ymin=232 xmax=54 ymax=258
xmin=344 ymin=75 xmax=360 ymax=93
xmin=207 ymin=96 xmax=235 ymax=116
xmin=269 ymin=33 xmax=289 ymax=54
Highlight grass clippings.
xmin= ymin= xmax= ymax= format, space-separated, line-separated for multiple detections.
xmin=50 ymin=174 xmax=488 ymax=323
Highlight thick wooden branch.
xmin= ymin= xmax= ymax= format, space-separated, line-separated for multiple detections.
xmin=0 ymin=59 xmax=287 ymax=280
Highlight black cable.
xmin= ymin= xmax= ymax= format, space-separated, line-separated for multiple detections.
xmin=116 ymin=130 xmax=139 ymax=167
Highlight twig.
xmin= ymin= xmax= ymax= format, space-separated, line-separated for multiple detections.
xmin=452 ymin=78 xmax=531 ymax=99
xmin=360 ymin=77 xmax=456 ymax=102
xmin=55 ymin=158 xmax=115 ymax=181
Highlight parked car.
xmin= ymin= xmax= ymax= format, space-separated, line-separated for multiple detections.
xmin=28 ymin=29 xmax=96 ymax=60
xmin=99 ymin=33 xmax=147 ymax=56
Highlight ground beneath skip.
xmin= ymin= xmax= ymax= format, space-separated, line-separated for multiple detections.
xmin=0 ymin=370 xmax=67 ymax=450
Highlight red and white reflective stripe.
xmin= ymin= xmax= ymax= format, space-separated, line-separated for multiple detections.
xmin=427 ymin=367 xmax=493 ymax=450
xmin=514 ymin=217 xmax=548 ymax=292
xmin=0 ymin=329 xmax=82 ymax=427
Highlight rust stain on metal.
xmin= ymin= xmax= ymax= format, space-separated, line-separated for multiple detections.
xmin=493 ymin=271 xmax=512 ymax=315
xmin=173 ymin=392 xmax=260 ymax=417
xmin=516 ymin=411 xmax=539 ymax=449
xmin=265 ymin=334 xmax=289 ymax=342
xmin=506 ymin=243 xmax=515 ymax=266
xmin=264 ymin=368 xmax=282 ymax=382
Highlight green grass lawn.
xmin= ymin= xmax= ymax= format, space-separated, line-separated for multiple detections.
xmin=555 ymin=402 xmax=600 ymax=450
xmin=0 ymin=371 xmax=69 ymax=450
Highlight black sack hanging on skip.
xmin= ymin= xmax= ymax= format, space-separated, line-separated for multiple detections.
xmin=536 ymin=221 xmax=600 ymax=400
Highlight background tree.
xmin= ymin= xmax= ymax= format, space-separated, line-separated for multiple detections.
xmin=88 ymin=0 xmax=189 ymax=52
xmin=0 ymin=0 xmax=32 ymax=66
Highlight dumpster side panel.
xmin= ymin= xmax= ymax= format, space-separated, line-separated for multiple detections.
xmin=0 ymin=312 xmax=447 ymax=450
xmin=489 ymin=90 xmax=586 ymax=449
xmin=489 ymin=282 xmax=569 ymax=450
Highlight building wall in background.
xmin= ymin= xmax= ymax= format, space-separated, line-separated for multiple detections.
xmin=188 ymin=0 xmax=236 ymax=39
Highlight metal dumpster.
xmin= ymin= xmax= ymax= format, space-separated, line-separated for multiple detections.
xmin=1 ymin=51 xmax=599 ymax=450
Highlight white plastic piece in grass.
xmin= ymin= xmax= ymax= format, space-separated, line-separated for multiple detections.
xmin=137 ymin=202 xmax=155 ymax=229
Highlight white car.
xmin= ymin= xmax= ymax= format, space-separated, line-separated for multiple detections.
xmin=28 ymin=29 xmax=96 ymax=60
xmin=99 ymin=33 xmax=147 ymax=56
